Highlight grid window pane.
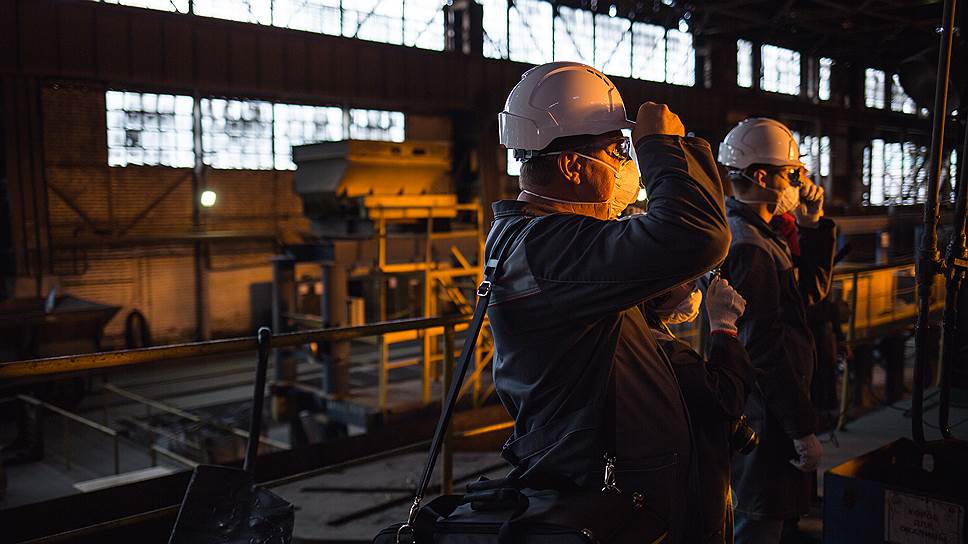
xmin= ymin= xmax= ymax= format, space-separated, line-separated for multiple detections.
xmin=508 ymin=0 xmax=553 ymax=64
xmin=201 ymin=98 xmax=274 ymax=169
xmin=479 ymin=0 xmax=509 ymax=59
xmin=865 ymin=68 xmax=886 ymax=109
xmin=272 ymin=0 xmax=340 ymax=35
xmin=819 ymin=57 xmax=833 ymax=100
xmin=553 ymin=7 xmax=594 ymax=66
xmin=348 ymin=109 xmax=405 ymax=142
xmin=404 ymin=0 xmax=447 ymax=50
xmin=760 ymin=44 xmax=800 ymax=95
xmin=631 ymin=22 xmax=665 ymax=82
xmin=737 ymin=39 xmax=753 ymax=88
xmin=890 ymin=74 xmax=917 ymax=114
xmin=193 ymin=0 xmax=271 ymax=24
xmin=595 ymin=14 xmax=632 ymax=79
xmin=863 ymin=138 xmax=931 ymax=205
xmin=273 ymin=104 xmax=344 ymax=170
xmin=343 ymin=0 xmax=404 ymax=45
xmin=106 ymin=90 xmax=195 ymax=167
xmin=665 ymin=29 xmax=694 ymax=86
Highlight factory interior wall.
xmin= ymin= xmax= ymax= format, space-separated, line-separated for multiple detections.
xmin=20 ymin=82 xmax=310 ymax=346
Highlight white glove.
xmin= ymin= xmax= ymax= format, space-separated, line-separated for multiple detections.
xmin=704 ymin=276 xmax=746 ymax=335
xmin=790 ymin=434 xmax=823 ymax=472
xmin=795 ymin=176 xmax=824 ymax=227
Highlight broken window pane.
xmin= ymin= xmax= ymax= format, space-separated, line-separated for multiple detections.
xmin=760 ymin=44 xmax=800 ymax=95
xmin=343 ymin=0 xmax=405 ymax=45
xmin=404 ymin=0 xmax=447 ymax=50
xmin=890 ymin=74 xmax=917 ymax=114
xmin=273 ymin=104 xmax=344 ymax=170
xmin=865 ymin=68 xmax=886 ymax=109
xmin=106 ymin=90 xmax=195 ymax=167
xmin=201 ymin=98 xmax=274 ymax=170
xmin=736 ymin=39 xmax=753 ymax=88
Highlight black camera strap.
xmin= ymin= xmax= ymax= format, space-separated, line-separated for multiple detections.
xmin=397 ymin=258 xmax=498 ymax=542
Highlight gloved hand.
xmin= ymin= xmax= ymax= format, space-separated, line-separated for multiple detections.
xmin=632 ymin=102 xmax=685 ymax=145
xmin=704 ymin=275 xmax=746 ymax=335
xmin=795 ymin=176 xmax=824 ymax=227
xmin=790 ymin=433 xmax=823 ymax=472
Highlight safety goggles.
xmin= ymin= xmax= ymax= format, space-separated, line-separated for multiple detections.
xmin=774 ymin=166 xmax=802 ymax=187
xmin=525 ymin=136 xmax=632 ymax=163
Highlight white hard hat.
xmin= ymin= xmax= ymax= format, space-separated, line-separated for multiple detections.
xmin=498 ymin=61 xmax=634 ymax=154
xmin=717 ymin=117 xmax=804 ymax=170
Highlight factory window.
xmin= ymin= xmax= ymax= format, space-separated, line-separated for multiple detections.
xmin=631 ymin=22 xmax=666 ymax=82
xmin=347 ymin=109 xmax=406 ymax=142
xmin=507 ymin=149 xmax=521 ymax=176
xmin=273 ymin=104 xmax=344 ymax=170
xmin=92 ymin=0 xmax=189 ymax=12
xmin=403 ymin=0 xmax=448 ymax=50
xmin=271 ymin=0 xmax=341 ymax=36
xmin=760 ymin=44 xmax=800 ymax=95
xmin=948 ymin=150 xmax=959 ymax=202
xmin=193 ymin=0 xmax=272 ymax=24
xmin=554 ymin=7 xmax=595 ymax=66
xmin=665 ymin=29 xmax=695 ymax=86
xmin=865 ymin=68 xmax=886 ymax=109
xmin=201 ymin=98 xmax=275 ymax=170
xmin=342 ymin=0 xmax=405 ymax=45
xmin=818 ymin=57 xmax=833 ymax=100
xmin=736 ymin=39 xmax=753 ymax=88
xmin=481 ymin=0 xmax=510 ymax=59
xmin=594 ymin=14 xmax=633 ymax=79
xmin=508 ymin=0 xmax=553 ymax=65
xmin=863 ymin=139 xmax=929 ymax=205
xmin=106 ymin=91 xmax=195 ymax=168
xmin=890 ymin=74 xmax=917 ymax=114
xmin=797 ymin=134 xmax=831 ymax=179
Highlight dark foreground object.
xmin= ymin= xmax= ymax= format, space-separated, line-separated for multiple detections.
xmin=824 ymin=438 xmax=968 ymax=543
xmin=168 ymin=327 xmax=294 ymax=544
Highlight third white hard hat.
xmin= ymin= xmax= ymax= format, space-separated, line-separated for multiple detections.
xmin=498 ymin=61 xmax=634 ymax=155
xmin=717 ymin=117 xmax=804 ymax=170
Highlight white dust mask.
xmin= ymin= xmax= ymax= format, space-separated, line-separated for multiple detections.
xmin=736 ymin=172 xmax=800 ymax=217
xmin=573 ymin=152 xmax=641 ymax=220
xmin=665 ymin=288 xmax=703 ymax=325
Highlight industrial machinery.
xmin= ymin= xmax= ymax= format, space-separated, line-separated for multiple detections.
xmin=270 ymin=139 xmax=491 ymax=439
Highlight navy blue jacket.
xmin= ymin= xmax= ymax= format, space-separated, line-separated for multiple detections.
xmin=485 ymin=135 xmax=730 ymax=542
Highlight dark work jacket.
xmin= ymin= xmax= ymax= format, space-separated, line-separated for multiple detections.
xmin=651 ymin=328 xmax=754 ymax=544
xmin=722 ymin=197 xmax=836 ymax=520
xmin=485 ymin=135 xmax=731 ymax=544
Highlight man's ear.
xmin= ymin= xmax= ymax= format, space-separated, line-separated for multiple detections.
xmin=749 ymin=168 xmax=769 ymax=189
xmin=557 ymin=152 xmax=583 ymax=186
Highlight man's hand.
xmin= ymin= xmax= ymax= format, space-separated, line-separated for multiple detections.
xmin=795 ymin=176 xmax=824 ymax=227
xmin=632 ymin=102 xmax=685 ymax=145
xmin=705 ymin=276 xmax=746 ymax=335
xmin=790 ymin=434 xmax=823 ymax=472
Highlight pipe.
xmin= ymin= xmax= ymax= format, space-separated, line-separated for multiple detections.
xmin=0 ymin=314 xmax=472 ymax=378
xmin=913 ymin=0 xmax=957 ymax=445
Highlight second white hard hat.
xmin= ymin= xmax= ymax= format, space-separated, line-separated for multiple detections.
xmin=498 ymin=61 xmax=634 ymax=155
xmin=717 ymin=117 xmax=804 ymax=170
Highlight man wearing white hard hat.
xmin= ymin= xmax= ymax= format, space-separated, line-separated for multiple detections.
xmin=716 ymin=118 xmax=837 ymax=544
xmin=485 ymin=61 xmax=731 ymax=542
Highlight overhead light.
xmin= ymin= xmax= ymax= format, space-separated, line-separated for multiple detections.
xmin=200 ymin=190 xmax=217 ymax=207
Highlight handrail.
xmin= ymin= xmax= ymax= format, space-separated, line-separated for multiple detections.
xmin=0 ymin=314 xmax=472 ymax=379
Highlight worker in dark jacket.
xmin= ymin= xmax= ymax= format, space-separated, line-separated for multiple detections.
xmin=643 ymin=275 xmax=755 ymax=543
xmin=487 ymin=61 xmax=731 ymax=543
xmin=716 ymin=118 xmax=837 ymax=543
